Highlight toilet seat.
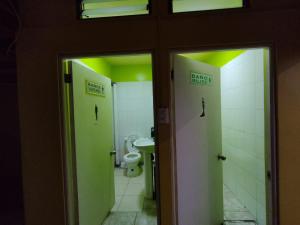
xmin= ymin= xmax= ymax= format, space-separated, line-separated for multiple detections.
xmin=123 ymin=135 xmax=141 ymax=177
xmin=124 ymin=152 xmax=141 ymax=163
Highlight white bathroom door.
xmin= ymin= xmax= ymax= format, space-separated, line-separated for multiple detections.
xmin=71 ymin=61 xmax=115 ymax=225
xmin=173 ymin=55 xmax=223 ymax=225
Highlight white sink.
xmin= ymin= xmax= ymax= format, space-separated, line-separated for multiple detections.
xmin=134 ymin=138 xmax=154 ymax=153
xmin=133 ymin=137 xmax=155 ymax=199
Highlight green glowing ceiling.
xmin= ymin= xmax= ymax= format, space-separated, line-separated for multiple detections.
xmin=104 ymin=54 xmax=151 ymax=65
xmin=78 ymin=54 xmax=152 ymax=82
xmin=80 ymin=54 xmax=151 ymax=66
xmin=180 ymin=50 xmax=245 ymax=67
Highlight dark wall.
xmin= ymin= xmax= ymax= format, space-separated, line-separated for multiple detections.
xmin=0 ymin=0 xmax=24 ymax=224
xmin=16 ymin=0 xmax=300 ymax=225
xmin=0 ymin=61 xmax=23 ymax=223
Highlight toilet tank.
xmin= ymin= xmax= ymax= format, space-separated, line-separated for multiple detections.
xmin=125 ymin=135 xmax=138 ymax=152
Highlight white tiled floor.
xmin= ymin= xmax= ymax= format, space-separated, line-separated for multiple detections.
xmin=224 ymin=185 xmax=257 ymax=225
xmin=102 ymin=167 xmax=157 ymax=225
xmin=113 ymin=168 xmax=146 ymax=212
xmin=107 ymin=170 xmax=257 ymax=225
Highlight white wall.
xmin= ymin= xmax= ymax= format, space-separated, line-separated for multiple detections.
xmin=221 ymin=49 xmax=266 ymax=225
xmin=115 ymin=81 xmax=154 ymax=163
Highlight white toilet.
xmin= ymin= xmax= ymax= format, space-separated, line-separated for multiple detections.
xmin=123 ymin=135 xmax=141 ymax=177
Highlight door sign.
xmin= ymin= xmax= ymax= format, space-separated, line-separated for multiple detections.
xmin=86 ymin=80 xmax=105 ymax=97
xmin=190 ymin=71 xmax=212 ymax=86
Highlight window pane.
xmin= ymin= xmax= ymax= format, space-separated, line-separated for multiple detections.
xmin=172 ymin=0 xmax=243 ymax=13
xmin=81 ymin=0 xmax=150 ymax=19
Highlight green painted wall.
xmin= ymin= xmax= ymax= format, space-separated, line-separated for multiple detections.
xmin=181 ymin=50 xmax=245 ymax=67
xmin=79 ymin=58 xmax=152 ymax=82
xmin=111 ymin=64 xmax=152 ymax=82
xmin=80 ymin=58 xmax=112 ymax=78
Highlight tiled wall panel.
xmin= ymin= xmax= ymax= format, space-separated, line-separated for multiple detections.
xmin=115 ymin=81 xmax=154 ymax=162
xmin=221 ymin=49 xmax=266 ymax=225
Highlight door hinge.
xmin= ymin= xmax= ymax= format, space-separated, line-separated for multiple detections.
xmin=171 ymin=69 xmax=174 ymax=80
xmin=64 ymin=73 xmax=72 ymax=83
xmin=267 ymin=170 xmax=271 ymax=180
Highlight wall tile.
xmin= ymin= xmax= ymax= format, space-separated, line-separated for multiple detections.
xmin=222 ymin=50 xmax=266 ymax=225
xmin=256 ymin=203 xmax=267 ymax=225
xmin=115 ymin=82 xmax=154 ymax=162
xmin=255 ymin=109 xmax=265 ymax=137
xmin=256 ymin=82 xmax=264 ymax=109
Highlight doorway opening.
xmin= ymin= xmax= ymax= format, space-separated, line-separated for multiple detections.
xmin=172 ymin=48 xmax=274 ymax=225
xmin=62 ymin=53 xmax=158 ymax=225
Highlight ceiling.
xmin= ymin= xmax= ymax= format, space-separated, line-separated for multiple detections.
xmin=81 ymin=54 xmax=152 ymax=66
xmin=79 ymin=50 xmax=245 ymax=67
xmin=180 ymin=50 xmax=245 ymax=67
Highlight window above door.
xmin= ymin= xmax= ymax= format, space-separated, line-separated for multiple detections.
xmin=172 ymin=0 xmax=244 ymax=14
xmin=79 ymin=0 xmax=150 ymax=19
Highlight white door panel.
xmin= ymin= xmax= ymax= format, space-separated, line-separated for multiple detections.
xmin=174 ymin=55 xmax=223 ymax=225
xmin=72 ymin=61 xmax=114 ymax=225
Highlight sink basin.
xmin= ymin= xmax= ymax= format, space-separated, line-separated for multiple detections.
xmin=133 ymin=138 xmax=155 ymax=153
xmin=133 ymin=137 xmax=155 ymax=199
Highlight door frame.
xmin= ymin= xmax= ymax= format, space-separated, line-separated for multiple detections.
xmin=61 ymin=60 xmax=79 ymax=225
xmin=169 ymin=44 xmax=279 ymax=225
xmin=58 ymin=50 xmax=161 ymax=225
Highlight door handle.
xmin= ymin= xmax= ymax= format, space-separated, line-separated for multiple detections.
xmin=217 ymin=154 xmax=226 ymax=161
xmin=110 ymin=151 xmax=116 ymax=156
xmin=200 ymin=97 xmax=205 ymax=117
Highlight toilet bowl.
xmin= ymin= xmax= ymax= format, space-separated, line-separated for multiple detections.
xmin=123 ymin=135 xmax=141 ymax=177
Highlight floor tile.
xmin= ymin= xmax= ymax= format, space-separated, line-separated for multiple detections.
xmin=224 ymin=222 xmax=256 ymax=225
xmin=129 ymin=174 xmax=144 ymax=184
xmin=111 ymin=196 xmax=122 ymax=212
xmin=224 ymin=197 xmax=249 ymax=212
xmin=135 ymin=209 xmax=157 ymax=225
xmin=142 ymin=207 xmax=157 ymax=216
xmin=115 ymin=168 xmax=125 ymax=176
xmin=118 ymin=195 xmax=144 ymax=212
xmin=223 ymin=185 xmax=256 ymax=222
xmin=225 ymin=211 xmax=256 ymax=221
xmin=102 ymin=212 xmax=137 ymax=225
xmin=112 ymin=166 xmax=158 ymax=223
xmin=115 ymin=183 xmax=128 ymax=195
xmin=116 ymin=175 xmax=130 ymax=184
xmin=124 ymin=183 xmax=145 ymax=195
xmin=103 ymin=168 xmax=158 ymax=224
xmin=143 ymin=199 xmax=157 ymax=210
